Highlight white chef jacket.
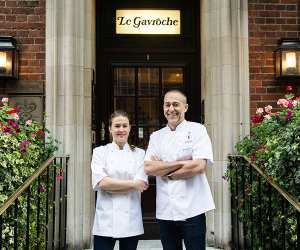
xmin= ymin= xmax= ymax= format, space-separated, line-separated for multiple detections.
xmin=91 ymin=142 xmax=147 ymax=238
xmin=145 ymin=120 xmax=215 ymax=221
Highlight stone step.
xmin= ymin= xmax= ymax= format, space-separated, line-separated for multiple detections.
xmin=86 ymin=240 xmax=221 ymax=250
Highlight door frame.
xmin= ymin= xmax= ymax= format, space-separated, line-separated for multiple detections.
xmin=95 ymin=54 xmax=201 ymax=146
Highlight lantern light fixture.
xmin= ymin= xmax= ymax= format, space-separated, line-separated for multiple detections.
xmin=275 ymin=38 xmax=300 ymax=83
xmin=0 ymin=36 xmax=18 ymax=79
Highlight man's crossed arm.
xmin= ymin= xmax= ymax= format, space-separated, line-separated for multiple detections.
xmin=144 ymin=157 xmax=207 ymax=180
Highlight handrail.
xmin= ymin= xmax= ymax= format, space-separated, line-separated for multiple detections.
xmin=0 ymin=155 xmax=55 ymax=216
xmin=229 ymin=154 xmax=300 ymax=212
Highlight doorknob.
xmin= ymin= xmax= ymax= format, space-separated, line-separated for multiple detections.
xmin=101 ymin=122 xmax=105 ymax=141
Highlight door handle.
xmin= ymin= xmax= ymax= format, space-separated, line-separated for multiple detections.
xmin=101 ymin=122 xmax=105 ymax=141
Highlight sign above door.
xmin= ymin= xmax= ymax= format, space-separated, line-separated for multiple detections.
xmin=115 ymin=9 xmax=181 ymax=35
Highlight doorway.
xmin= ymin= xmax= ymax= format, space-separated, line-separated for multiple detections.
xmin=95 ymin=60 xmax=200 ymax=239
xmin=95 ymin=0 xmax=200 ymax=239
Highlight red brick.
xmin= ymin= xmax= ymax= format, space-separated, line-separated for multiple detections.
xmin=255 ymin=18 xmax=266 ymax=24
xmin=28 ymin=30 xmax=42 ymax=37
xmin=261 ymin=66 xmax=274 ymax=74
xmin=286 ymin=4 xmax=297 ymax=10
xmin=266 ymin=18 xmax=276 ymax=24
xmin=250 ymin=80 xmax=263 ymax=87
xmin=281 ymin=0 xmax=298 ymax=3
xmin=0 ymin=8 xmax=12 ymax=14
xmin=34 ymin=7 xmax=45 ymax=15
xmin=276 ymin=18 xmax=286 ymax=24
xmin=34 ymin=38 xmax=45 ymax=44
xmin=259 ymin=24 xmax=281 ymax=31
xmin=35 ymin=53 xmax=45 ymax=59
xmin=265 ymin=4 xmax=286 ymax=11
xmin=18 ymin=37 xmax=34 ymax=44
xmin=261 ymin=95 xmax=282 ymax=101
xmin=286 ymin=18 xmax=296 ymax=24
xmin=250 ymin=67 xmax=261 ymax=74
xmin=16 ymin=15 xmax=27 ymax=22
xmin=6 ymin=15 xmax=16 ymax=21
xmin=259 ymin=11 xmax=281 ymax=18
xmin=256 ymin=88 xmax=267 ymax=93
xmin=249 ymin=4 xmax=265 ymax=11
xmin=267 ymin=87 xmax=283 ymax=93
xmin=286 ymin=32 xmax=298 ymax=37
xmin=281 ymin=24 xmax=299 ymax=31
xmin=281 ymin=11 xmax=297 ymax=17
xmin=6 ymin=1 xmax=17 ymax=7
xmin=28 ymin=15 xmax=39 ymax=22
xmin=11 ymin=7 xmax=34 ymax=15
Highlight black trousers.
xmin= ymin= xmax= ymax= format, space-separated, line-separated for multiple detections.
xmin=157 ymin=214 xmax=206 ymax=250
xmin=93 ymin=235 xmax=139 ymax=250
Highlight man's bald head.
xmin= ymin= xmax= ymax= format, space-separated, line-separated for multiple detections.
xmin=164 ymin=90 xmax=187 ymax=104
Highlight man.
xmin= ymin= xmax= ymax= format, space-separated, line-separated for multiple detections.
xmin=144 ymin=90 xmax=215 ymax=250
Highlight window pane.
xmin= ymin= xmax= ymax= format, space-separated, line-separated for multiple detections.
xmin=162 ymin=67 xmax=183 ymax=93
xmin=113 ymin=68 xmax=135 ymax=96
xmin=114 ymin=97 xmax=135 ymax=123
xmin=137 ymin=97 xmax=159 ymax=126
xmin=138 ymin=68 xmax=159 ymax=96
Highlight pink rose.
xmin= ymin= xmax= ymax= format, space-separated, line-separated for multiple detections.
xmin=25 ymin=120 xmax=32 ymax=125
xmin=256 ymin=108 xmax=264 ymax=114
xmin=13 ymin=113 xmax=19 ymax=120
xmin=277 ymin=99 xmax=289 ymax=108
xmin=1 ymin=97 xmax=8 ymax=104
xmin=264 ymin=114 xmax=271 ymax=120
xmin=264 ymin=105 xmax=272 ymax=113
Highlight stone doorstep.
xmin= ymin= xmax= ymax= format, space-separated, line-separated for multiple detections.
xmin=86 ymin=240 xmax=221 ymax=250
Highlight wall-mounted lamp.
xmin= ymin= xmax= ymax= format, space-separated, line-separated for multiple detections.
xmin=275 ymin=39 xmax=300 ymax=83
xmin=0 ymin=36 xmax=18 ymax=79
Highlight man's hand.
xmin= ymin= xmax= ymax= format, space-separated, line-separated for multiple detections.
xmin=144 ymin=156 xmax=183 ymax=176
xmin=167 ymin=159 xmax=207 ymax=180
xmin=133 ymin=180 xmax=149 ymax=192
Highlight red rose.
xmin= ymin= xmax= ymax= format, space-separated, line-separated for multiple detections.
xmin=6 ymin=108 xmax=17 ymax=114
xmin=286 ymin=85 xmax=293 ymax=92
xmin=251 ymin=115 xmax=264 ymax=124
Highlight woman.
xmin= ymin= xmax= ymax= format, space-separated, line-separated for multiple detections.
xmin=91 ymin=110 xmax=148 ymax=250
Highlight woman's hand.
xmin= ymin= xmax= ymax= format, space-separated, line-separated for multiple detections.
xmin=133 ymin=180 xmax=148 ymax=192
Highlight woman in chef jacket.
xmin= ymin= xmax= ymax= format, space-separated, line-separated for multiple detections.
xmin=91 ymin=110 xmax=148 ymax=250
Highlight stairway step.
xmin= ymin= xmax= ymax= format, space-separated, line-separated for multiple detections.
xmin=85 ymin=240 xmax=221 ymax=250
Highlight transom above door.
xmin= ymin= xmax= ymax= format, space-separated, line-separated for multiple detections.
xmin=113 ymin=66 xmax=184 ymax=149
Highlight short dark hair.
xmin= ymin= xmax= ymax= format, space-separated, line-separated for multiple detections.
xmin=164 ymin=89 xmax=187 ymax=104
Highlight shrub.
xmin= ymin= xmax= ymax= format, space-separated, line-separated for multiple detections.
xmin=235 ymin=89 xmax=300 ymax=201
xmin=0 ymin=97 xmax=58 ymax=205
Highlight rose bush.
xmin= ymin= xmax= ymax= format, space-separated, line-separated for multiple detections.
xmin=235 ymin=88 xmax=300 ymax=201
xmin=0 ymin=97 xmax=58 ymax=205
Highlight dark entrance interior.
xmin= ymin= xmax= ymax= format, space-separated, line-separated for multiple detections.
xmin=95 ymin=0 xmax=200 ymax=239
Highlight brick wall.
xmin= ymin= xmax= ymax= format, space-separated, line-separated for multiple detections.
xmin=0 ymin=0 xmax=45 ymax=81
xmin=248 ymin=0 xmax=300 ymax=115
xmin=0 ymin=0 xmax=45 ymax=123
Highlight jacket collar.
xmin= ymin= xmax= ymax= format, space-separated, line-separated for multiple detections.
xmin=166 ymin=119 xmax=187 ymax=132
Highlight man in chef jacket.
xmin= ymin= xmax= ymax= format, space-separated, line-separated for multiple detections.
xmin=144 ymin=89 xmax=215 ymax=250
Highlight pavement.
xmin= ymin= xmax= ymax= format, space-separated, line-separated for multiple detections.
xmin=86 ymin=240 xmax=221 ymax=250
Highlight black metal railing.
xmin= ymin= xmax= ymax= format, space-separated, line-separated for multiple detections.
xmin=0 ymin=156 xmax=69 ymax=250
xmin=228 ymin=155 xmax=300 ymax=250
